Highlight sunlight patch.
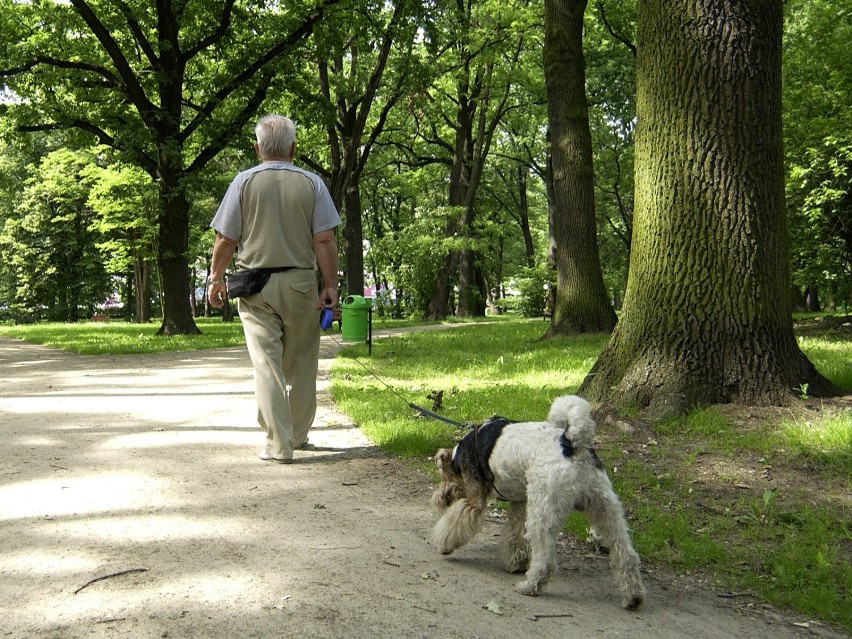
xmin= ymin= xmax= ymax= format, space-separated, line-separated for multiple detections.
xmin=0 ymin=551 xmax=97 ymax=575
xmin=0 ymin=473 xmax=172 ymax=520
xmin=53 ymin=514 xmax=252 ymax=542
xmin=98 ymin=430 xmax=257 ymax=450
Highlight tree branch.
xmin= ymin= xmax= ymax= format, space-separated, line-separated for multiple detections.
xmin=69 ymin=0 xmax=158 ymax=126
xmin=184 ymin=0 xmax=238 ymax=60
xmin=596 ymin=1 xmax=636 ymax=57
xmin=0 ymin=56 xmax=123 ymax=91
xmin=114 ymin=0 xmax=160 ymax=70
xmin=180 ymin=0 xmax=341 ymax=144
xmin=19 ymin=119 xmax=157 ymax=176
xmin=185 ymin=69 xmax=275 ymax=175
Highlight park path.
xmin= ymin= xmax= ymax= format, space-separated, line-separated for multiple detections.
xmin=0 ymin=332 xmax=844 ymax=639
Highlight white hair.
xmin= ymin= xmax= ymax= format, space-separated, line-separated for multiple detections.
xmin=255 ymin=115 xmax=296 ymax=160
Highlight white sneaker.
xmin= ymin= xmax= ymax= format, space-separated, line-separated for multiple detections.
xmin=258 ymin=449 xmax=293 ymax=464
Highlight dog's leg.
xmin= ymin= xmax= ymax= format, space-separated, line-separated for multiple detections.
xmin=583 ymin=478 xmax=646 ymax=610
xmin=500 ymin=501 xmax=529 ymax=573
xmin=516 ymin=478 xmax=567 ymax=596
xmin=432 ymin=480 xmax=489 ymax=554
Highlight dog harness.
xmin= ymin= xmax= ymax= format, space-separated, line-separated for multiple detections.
xmin=451 ymin=417 xmax=605 ymax=497
xmin=451 ymin=416 xmax=514 ymax=500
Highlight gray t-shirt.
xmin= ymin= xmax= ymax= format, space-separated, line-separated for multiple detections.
xmin=210 ymin=162 xmax=340 ymax=270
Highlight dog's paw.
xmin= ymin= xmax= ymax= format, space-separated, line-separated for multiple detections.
xmin=433 ymin=530 xmax=457 ymax=555
xmin=503 ymin=552 xmax=529 ymax=574
xmin=515 ymin=579 xmax=540 ymax=596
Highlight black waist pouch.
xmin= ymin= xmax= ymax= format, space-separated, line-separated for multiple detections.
xmin=227 ymin=267 xmax=292 ymax=299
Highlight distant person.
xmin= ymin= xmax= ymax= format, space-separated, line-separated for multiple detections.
xmin=208 ymin=114 xmax=340 ymax=464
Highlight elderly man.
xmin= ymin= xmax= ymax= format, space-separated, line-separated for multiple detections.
xmin=208 ymin=114 xmax=340 ymax=464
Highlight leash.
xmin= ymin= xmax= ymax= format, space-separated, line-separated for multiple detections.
xmin=322 ymin=325 xmax=470 ymax=429
xmin=323 ymin=324 xmax=513 ymax=501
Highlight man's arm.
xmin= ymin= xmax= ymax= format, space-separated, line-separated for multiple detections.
xmin=208 ymin=231 xmax=238 ymax=308
xmin=314 ymin=228 xmax=339 ymax=310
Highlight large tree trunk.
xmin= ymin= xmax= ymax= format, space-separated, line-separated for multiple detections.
xmin=579 ymin=0 xmax=835 ymax=416
xmin=543 ymin=0 xmax=617 ymax=336
xmin=155 ymin=180 xmax=200 ymax=336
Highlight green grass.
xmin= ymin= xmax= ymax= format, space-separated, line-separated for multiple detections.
xmin=0 ymin=317 xmax=248 ymax=354
xmin=0 ymin=314 xmax=487 ymax=355
xmin=604 ymin=410 xmax=851 ymax=628
xmin=798 ymin=334 xmax=852 ymax=390
xmin=332 ymin=320 xmax=606 ymax=455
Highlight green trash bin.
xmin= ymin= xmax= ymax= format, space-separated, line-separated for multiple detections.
xmin=341 ymin=294 xmax=371 ymax=341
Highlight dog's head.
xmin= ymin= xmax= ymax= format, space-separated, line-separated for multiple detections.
xmin=430 ymin=448 xmax=466 ymax=512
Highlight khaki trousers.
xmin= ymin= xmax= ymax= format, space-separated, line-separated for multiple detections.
xmin=238 ymin=269 xmax=320 ymax=459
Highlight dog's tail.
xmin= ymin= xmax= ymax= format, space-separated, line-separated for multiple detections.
xmin=547 ymin=395 xmax=596 ymax=456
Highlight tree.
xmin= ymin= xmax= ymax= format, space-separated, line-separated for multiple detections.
xmin=301 ymin=0 xmax=418 ymax=298
xmin=411 ymin=0 xmax=537 ymax=318
xmin=580 ymin=0 xmax=836 ymax=416
xmin=0 ymin=0 xmax=340 ymax=334
xmin=783 ymin=0 xmax=852 ymax=311
xmin=87 ymin=161 xmax=159 ymax=323
xmin=542 ymin=0 xmax=617 ymax=335
xmin=586 ymin=0 xmax=637 ymax=304
xmin=2 ymin=149 xmax=110 ymax=322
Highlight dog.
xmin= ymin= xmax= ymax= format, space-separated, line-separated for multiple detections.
xmin=430 ymin=395 xmax=645 ymax=610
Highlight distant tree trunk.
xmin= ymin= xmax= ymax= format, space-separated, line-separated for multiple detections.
xmin=580 ymin=0 xmax=836 ymax=416
xmin=425 ymin=79 xmax=474 ymax=320
xmin=134 ymin=261 xmax=151 ymax=323
xmin=789 ymin=285 xmax=805 ymax=312
xmin=804 ymin=284 xmax=821 ymax=312
xmin=517 ymin=164 xmax=536 ymax=268
xmin=543 ymin=0 xmax=617 ymax=336
xmin=344 ymin=185 xmax=365 ymax=297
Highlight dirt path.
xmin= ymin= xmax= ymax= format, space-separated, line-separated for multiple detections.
xmin=0 ymin=333 xmax=845 ymax=639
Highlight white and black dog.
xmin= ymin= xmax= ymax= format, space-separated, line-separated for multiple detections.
xmin=430 ymin=395 xmax=645 ymax=610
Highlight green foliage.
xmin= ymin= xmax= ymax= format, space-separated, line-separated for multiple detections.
xmin=86 ymin=159 xmax=158 ymax=276
xmin=0 ymin=148 xmax=110 ymax=322
xmin=783 ymin=0 xmax=852 ymax=309
xmin=510 ymin=264 xmax=555 ymax=317
xmin=0 ymin=0 xmax=351 ymax=332
xmin=0 ymin=0 xmax=847 ymax=331
xmin=585 ymin=0 xmax=636 ymax=296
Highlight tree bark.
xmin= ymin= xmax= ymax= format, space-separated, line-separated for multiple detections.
xmin=425 ymin=72 xmax=474 ymax=320
xmin=344 ymin=184 xmax=365 ymax=296
xmin=155 ymin=178 xmax=200 ymax=335
xmin=580 ymin=0 xmax=836 ymax=416
xmin=517 ymin=164 xmax=536 ymax=268
xmin=543 ymin=0 xmax=617 ymax=336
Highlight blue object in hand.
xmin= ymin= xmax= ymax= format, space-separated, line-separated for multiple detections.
xmin=320 ymin=308 xmax=333 ymax=330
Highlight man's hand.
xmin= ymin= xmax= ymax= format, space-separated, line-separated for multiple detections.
xmin=208 ymin=281 xmax=227 ymax=308
xmin=318 ymin=285 xmax=337 ymax=311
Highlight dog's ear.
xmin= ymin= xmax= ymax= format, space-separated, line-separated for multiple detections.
xmin=434 ymin=448 xmax=452 ymax=470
